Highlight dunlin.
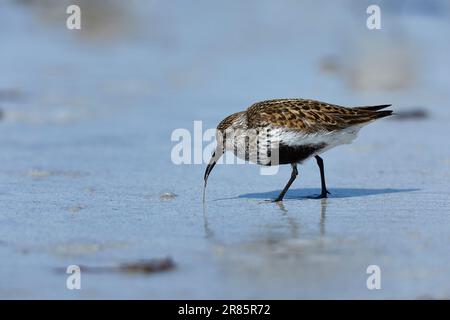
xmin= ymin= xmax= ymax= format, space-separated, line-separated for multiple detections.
xmin=204 ymin=99 xmax=392 ymax=202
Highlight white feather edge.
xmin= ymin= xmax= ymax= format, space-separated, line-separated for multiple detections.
xmin=270 ymin=125 xmax=364 ymax=154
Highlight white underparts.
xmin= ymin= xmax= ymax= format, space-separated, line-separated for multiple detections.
xmin=219 ymin=112 xmax=367 ymax=165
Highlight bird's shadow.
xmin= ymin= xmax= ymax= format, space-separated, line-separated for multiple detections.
xmin=235 ymin=187 xmax=419 ymax=200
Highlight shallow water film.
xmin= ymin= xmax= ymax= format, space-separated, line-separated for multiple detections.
xmin=1 ymin=1 xmax=450 ymax=299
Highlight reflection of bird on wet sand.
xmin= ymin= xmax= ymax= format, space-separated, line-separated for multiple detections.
xmin=204 ymin=99 xmax=392 ymax=202
xmin=275 ymin=202 xmax=299 ymax=239
xmin=202 ymin=199 xmax=328 ymax=241
xmin=319 ymin=199 xmax=327 ymax=236
xmin=202 ymin=202 xmax=214 ymax=240
xmin=275 ymin=199 xmax=328 ymax=238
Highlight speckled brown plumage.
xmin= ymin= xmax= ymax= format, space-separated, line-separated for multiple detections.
xmin=204 ymin=98 xmax=393 ymax=202
xmin=217 ymin=111 xmax=244 ymax=133
xmin=245 ymin=99 xmax=392 ymax=132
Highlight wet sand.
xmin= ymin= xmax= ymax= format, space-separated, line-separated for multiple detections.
xmin=1 ymin=1 xmax=450 ymax=299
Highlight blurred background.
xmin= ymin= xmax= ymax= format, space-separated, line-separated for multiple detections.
xmin=1 ymin=0 xmax=450 ymax=299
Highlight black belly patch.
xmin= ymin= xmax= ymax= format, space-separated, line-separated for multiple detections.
xmin=269 ymin=143 xmax=326 ymax=165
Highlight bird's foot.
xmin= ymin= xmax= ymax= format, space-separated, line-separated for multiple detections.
xmin=307 ymin=190 xmax=330 ymax=199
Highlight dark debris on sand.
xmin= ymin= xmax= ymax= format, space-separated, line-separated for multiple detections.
xmin=119 ymin=258 xmax=175 ymax=274
xmin=55 ymin=257 xmax=175 ymax=275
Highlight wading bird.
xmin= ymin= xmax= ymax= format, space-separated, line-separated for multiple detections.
xmin=204 ymin=99 xmax=392 ymax=202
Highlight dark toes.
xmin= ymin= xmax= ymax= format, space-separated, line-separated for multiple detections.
xmin=307 ymin=194 xmax=328 ymax=199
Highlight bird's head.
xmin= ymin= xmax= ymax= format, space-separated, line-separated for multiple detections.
xmin=203 ymin=112 xmax=245 ymax=201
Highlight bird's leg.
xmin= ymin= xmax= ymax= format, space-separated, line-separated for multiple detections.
xmin=314 ymin=155 xmax=330 ymax=198
xmin=274 ymin=164 xmax=298 ymax=202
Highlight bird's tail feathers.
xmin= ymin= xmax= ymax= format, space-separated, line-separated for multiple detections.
xmin=372 ymin=110 xmax=393 ymax=119
xmin=354 ymin=104 xmax=392 ymax=111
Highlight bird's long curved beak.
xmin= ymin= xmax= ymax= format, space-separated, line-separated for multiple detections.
xmin=203 ymin=148 xmax=223 ymax=202
xmin=204 ymin=154 xmax=217 ymax=186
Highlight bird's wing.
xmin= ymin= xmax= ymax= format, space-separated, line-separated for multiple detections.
xmin=246 ymin=99 xmax=392 ymax=133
